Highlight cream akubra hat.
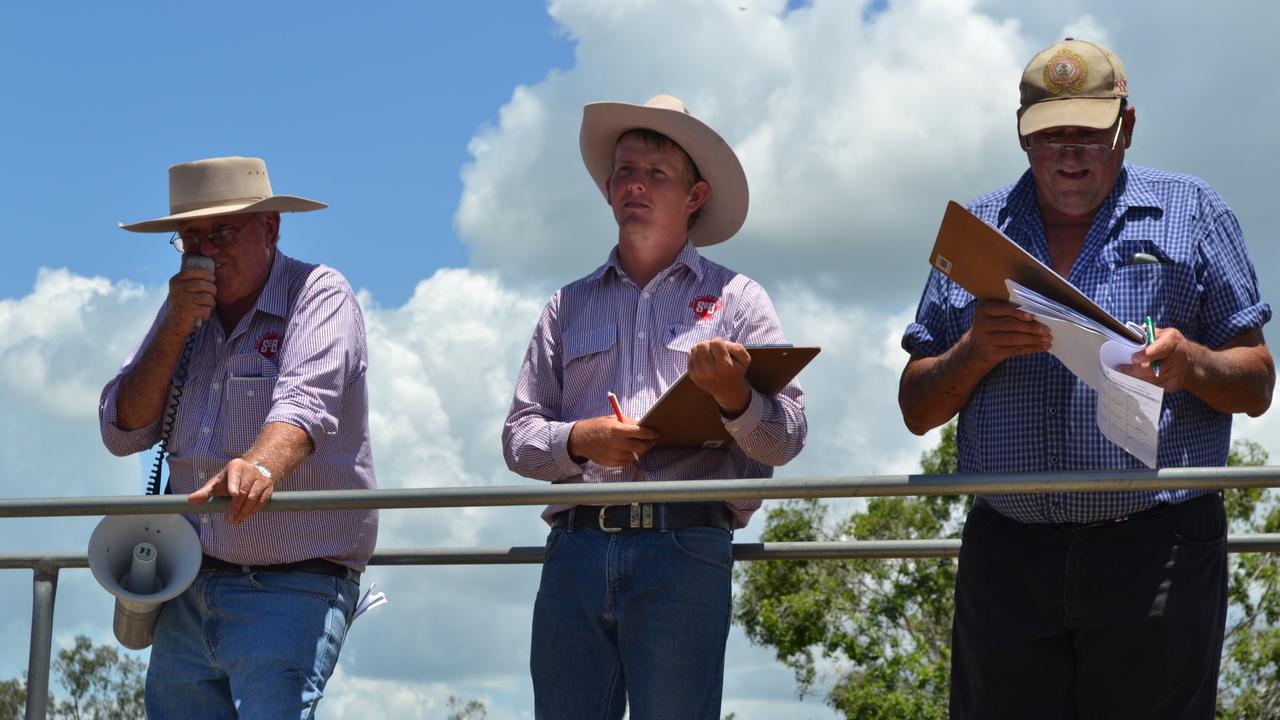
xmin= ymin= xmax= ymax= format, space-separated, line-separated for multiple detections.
xmin=579 ymin=95 xmax=749 ymax=247
xmin=120 ymin=156 xmax=327 ymax=233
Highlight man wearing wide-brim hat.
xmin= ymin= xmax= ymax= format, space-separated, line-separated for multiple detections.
xmin=98 ymin=156 xmax=378 ymax=718
xmin=899 ymin=39 xmax=1274 ymax=718
xmin=503 ymin=95 xmax=808 ymax=718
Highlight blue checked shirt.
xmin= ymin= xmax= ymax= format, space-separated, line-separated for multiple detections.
xmin=903 ymin=164 xmax=1271 ymax=524
xmin=503 ymin=241 xmax=807 ymax=529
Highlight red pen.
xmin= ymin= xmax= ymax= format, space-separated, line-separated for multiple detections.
xmin=609 ymin=391 xmax=641 ymax=465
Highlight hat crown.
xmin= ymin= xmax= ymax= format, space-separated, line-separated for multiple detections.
xmin=168 ymin=156 xmax=274 ymax=215
xmin=643 ymin=94 xmax=691 ymax=115
xmin=1021 ymin=38 xmax=1128 ymax=107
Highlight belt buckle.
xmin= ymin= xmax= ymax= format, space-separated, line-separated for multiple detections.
xmin=599 ymin=506 xmax=623 ymax=533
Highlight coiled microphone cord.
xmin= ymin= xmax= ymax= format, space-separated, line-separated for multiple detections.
xmin=146 ymin=333 xmax=197 ymax=495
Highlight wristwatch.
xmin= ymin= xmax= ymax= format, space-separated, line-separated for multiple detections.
xmin=251 ymin=460 xmax=273 ymax=481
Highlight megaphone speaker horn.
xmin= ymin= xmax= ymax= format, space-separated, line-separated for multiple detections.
xmin=88 ymin=515 xmax=202 ymax=650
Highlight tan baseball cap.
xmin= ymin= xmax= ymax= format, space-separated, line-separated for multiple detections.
xmin=1018 ymin=38 xmax=1128 ymax=136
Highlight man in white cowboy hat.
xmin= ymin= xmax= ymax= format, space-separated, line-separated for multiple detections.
xmin=503 ymin=95 xmax=807 ymax=718
xmin=899 ymin=39 xmax=1274 ymax=718
xmin=98 ymin=156 xmax=377 ymax=718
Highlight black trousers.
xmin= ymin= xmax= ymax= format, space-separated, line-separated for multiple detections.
xmin=950 ymin=493 xmax=1228 ymax=720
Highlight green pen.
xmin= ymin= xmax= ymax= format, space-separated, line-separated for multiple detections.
xmin=1143 ymin=316 xmax=1160 ymax=377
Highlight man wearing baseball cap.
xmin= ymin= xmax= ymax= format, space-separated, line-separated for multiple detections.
xmin=99 ymin=157 xmax=377 ymax=718
xmin=503 ymin=95 xmax=807 ymax=718
xmin=899 ymin=39 xmax=1274 ymax=717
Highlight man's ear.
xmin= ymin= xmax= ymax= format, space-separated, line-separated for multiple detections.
xmin=263 ymin=212 xmax=282 ymax=245
xmin=1121 ymin=105 xmax=1137 ymax=149
xmin=604 ymin=178 xmax=614 ymax=206
xmin=687 ymin=180 xmax=710 ymax=214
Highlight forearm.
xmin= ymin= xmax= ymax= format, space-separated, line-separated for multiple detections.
xmin=242 ymin=421 xmax=315 ymax=482
xmin=727 ymin=389 xmax=806 ymax=466
xmin=503 ymin=415 xmax=582 ymax=482
xmin=1184 ymin=341 xmax=1275 ymax=416
xmin=115 ymin=316 xmax=193 ymax=431
xmin=899 ymin=332 xmax=995 ymax=435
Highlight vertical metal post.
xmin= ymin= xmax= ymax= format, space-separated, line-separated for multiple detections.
xmin=25 ymin=562 xmax=58 ymax=720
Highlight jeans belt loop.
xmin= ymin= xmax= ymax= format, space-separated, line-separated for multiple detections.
xmin=659 ymin=503 xmax=669 ymax=533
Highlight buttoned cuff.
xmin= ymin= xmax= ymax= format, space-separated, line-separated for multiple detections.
xmin=552 ymin=421 xmax=586 ymax=477
xmin=721 ymin=387 xmax=764 ymax=437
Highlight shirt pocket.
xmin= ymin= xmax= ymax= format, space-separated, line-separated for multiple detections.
xmin=562 ymin=324 xmax=618 ymax=403
xmin=221 ymin=355 xmax=279 ymax=457
xmin=1105 ymin=260 xmax=1198 ymax=333
xmin=659 ymin=322 xmax=727 ymax=383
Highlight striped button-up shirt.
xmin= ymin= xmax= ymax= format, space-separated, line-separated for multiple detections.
xmin=903 ymin=164 xmax=1271 ymax=524
xmin=100 ymin=251 xmax=378 ymax=570
xmin=503 ymin=241 xmax=807 ymax=528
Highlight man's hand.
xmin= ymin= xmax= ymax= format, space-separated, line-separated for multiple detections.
xmin=961 ymin=301 xmax=1052 ymax=371
xmin=164 ymin=261 xmax=216 ymax=335
xmin=568 ymin=416 xmax=658 ymax=467
xmin=687 ymin=338 xmax=752 ymax=416
xmin=189 ymin=458 xmax=276 ymax=526
xmin=1118 ymin=325 xmax=1197 ymax=392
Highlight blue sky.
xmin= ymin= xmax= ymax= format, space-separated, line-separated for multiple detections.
xmin=0 ymin=1 xmax=572 ymax=307
xmin=3 ymin=1 xmax=1280 ymax=717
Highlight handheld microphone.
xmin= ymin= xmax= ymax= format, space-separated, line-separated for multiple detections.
xmin=182 ymin=254 xmax=215 ymax=328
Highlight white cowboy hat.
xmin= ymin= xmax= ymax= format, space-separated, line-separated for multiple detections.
xmin=119 ymin=156 xmax=327 ymax=233
xmin=579 ymin=95 xmax=749 ymax=247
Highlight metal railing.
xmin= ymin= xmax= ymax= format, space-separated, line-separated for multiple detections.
xmin=4 ymin=466 xmax=1280 ymax=720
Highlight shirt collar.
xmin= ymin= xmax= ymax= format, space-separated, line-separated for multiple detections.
xmin=1004 ymin=163 xmax=1164 ymax=230
xmin=252 ymin=250 xmax=290 ymax=319
xmin=597 ymin=239 xmax=705 ymax=283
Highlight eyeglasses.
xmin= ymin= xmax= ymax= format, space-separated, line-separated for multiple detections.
xmin=1022 ymin=114 xmax=1124 ymax=160
xmin=169 ymin=215 xmax=257 ymax=253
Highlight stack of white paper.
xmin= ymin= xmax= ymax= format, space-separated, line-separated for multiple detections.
xmin=1005 ymin=279 xmax=1163 ymax=468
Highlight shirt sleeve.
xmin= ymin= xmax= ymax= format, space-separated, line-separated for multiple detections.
xmin=502 ymin=293 xmax=585 ymax=481
xmin=264 ymin=268 xmax=368 ymax=450
xmin=98 ymin=304 xmax=168 ymax=457
xmin=901 ymin=266 xmax=962 ymax=358
xmin=1195 ymin=208 xmax=1273 ymax=348
xmin=720 ymin=279 xmax=807 ymax=467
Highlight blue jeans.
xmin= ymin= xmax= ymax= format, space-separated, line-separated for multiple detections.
xmin=145 ymin=569 xmax=359 ymax=720
xmin=531 ymin=524 xmax=734 ymax=720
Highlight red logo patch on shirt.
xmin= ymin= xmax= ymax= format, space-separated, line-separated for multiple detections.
xmin=255 ymin=331 xmax=283 ymax=359
xmin=689 ymin=295 xmax=722 ymax=320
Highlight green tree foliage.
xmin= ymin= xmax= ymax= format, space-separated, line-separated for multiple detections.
xmin=0 ymin=636 xmax=145 ymax=720
xmin=736 ymin=425 xmax=1279 ymax=719
xmin=1218 ymin=439 xmax=1279 ymax=718
xmin=1 ymin=677 xmax=28 ymax=720
xmin=446 ymin=695 xmax=488 ymax=720
xmin=50 ymin=636 xmax=145 ymax=720
xmin=734 ymin=422 xmax=963 ymax=718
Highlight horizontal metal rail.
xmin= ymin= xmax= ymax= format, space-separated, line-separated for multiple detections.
xmin=3 ymin=466 xmax=1279 ymax=518
xmin=5 ymin=533 xmax=1280 ymax=570
xmin=6 ymin=470 xmax=1280 ymax=719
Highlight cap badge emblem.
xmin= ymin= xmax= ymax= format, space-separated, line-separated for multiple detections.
xmin=1044 ymin=49 xmax=1087 ymax=95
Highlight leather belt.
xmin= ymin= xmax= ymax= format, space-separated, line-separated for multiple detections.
xmin=200 ymin=555 xmax=360 ymax=583
xmin=551 ymin=503 xmax=733 ymax=533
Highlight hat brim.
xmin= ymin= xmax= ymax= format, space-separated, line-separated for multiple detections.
xmin=119 ymin=195 xmax=327 ymax=233
xmin=1019 ymin=96 xmax=1122 ymax=136
xmin=580 ymin=101 xmax=748 ymax=247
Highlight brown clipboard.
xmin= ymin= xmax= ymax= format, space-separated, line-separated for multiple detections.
xmin=639 ymin=345 xmax=820 ymax=449
xmin=929 ymin=201 xmax=1144 ymax=343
